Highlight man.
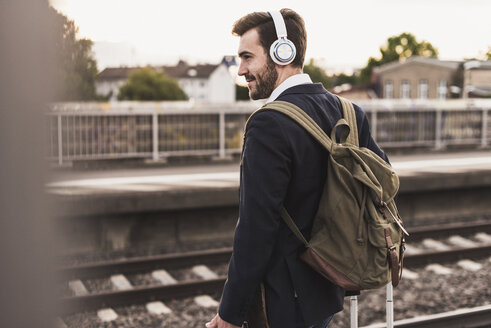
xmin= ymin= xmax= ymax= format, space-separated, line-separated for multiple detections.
xmin=206 ymin=9 xmax=388 ymax=328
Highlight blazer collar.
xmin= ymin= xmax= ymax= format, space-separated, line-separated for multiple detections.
xmin=266 ymin=74 xmax=313 ymax=103
xmin=277 ymin=82 xmax=327 ymax=97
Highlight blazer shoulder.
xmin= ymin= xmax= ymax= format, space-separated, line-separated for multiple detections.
xmin=247 ymin=106 xmax=301 ymax=132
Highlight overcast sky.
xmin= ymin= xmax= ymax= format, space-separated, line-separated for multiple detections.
xmin=49 ymin=0 xmax=490 ymax=73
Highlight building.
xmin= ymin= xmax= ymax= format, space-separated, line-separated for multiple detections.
xmin=96 ymin=58 xmax=236 ymax=102
xmin=463 ymin=60 xmax=491 ymax=98
xmin=158 ymin=60 xmax=235 ymax=103
xmin=331 ymin=84 xmax=378 ymax=100
xmin=373 ymin=57 xmax=461 ymax=100
xmin=96 ymin=67 xmax=139 ymax=101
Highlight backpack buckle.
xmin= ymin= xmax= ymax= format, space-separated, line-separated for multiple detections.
xmin=380 ymin=201 xmax=409 ymax=237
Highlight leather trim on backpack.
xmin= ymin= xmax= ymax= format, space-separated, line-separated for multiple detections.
xmin=384 ymin=228 xmax=400 ymax=287
xmin=300 ymin=247 xmax=361 ymax=291
xmin=399 ymin=237 xmax=406 ymax=282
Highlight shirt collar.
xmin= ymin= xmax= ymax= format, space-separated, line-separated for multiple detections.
xmin=266 ymin=73 xmax=313 ymax=103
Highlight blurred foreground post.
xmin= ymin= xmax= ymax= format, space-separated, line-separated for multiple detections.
xmin=0 ymin=1 xmax=56 ymax=327
xmin=350 ymin=295 xmax=358 ymax=328
xmin=386 ymin=284 xmax=394 ymax=328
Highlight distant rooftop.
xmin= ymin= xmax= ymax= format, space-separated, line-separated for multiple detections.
xmin=157 ymin=60 xmax=218 ymax=79
xmin=98 ymin=60 xmax=221 ymax=80
xmin=464 ymin=60 xmax=491 ymax=70
xmin=221 ymin=55 xmax=238 ymax=68
xmin=98 ymin=67 xmax=140 ymax=80
xmin=374 ymin=56 xmax=462 ymax=74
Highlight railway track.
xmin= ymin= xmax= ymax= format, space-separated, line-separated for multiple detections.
xmin=58 ymin=221 xmax=491 ymax=316
xmin=362 ymin=304 xmax=491 ymax=328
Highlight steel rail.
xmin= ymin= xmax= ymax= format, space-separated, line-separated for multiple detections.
xmin=58 ymin=247 xmax=232 ymax=281
xmin=59 ymin=277 xmax=226 ymax=315
xmin=361 ymin=304 xmax=491 ymax=328
xmin=406 ymin=220 xmax=491 ymax=241
xmin=58 ymin=244 xmax=491 ymax=315
xmin=58 ymin=245 xmax=491 ymax=316
xmin=404 ymin=244 xmax=491 ymax=267
xmin=57 ymin=221 xmax=491 ymax=281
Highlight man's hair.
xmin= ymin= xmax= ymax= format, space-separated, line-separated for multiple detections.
xmin=232 ymin=8 xmax=307 ymax=69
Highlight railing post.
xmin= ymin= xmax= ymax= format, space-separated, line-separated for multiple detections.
xmin=482 ymin=108 xmax=488 ymax=148
xmin=371 ymin=110 xmax=378 ymax=142
xmin=219 ymin=112 xmax=226 ymax=159
xmin=386 ymin=284 xmax=394 ymax=328
xmin=57 ymin=114 xmax=63 ymax=165
xmin=152 ymin=113 xmax=159 ymax=161
xmin=435 ymin=109 xmax=443 ymax=150
xmin=350 ymin=296 xmax=358 ymax=328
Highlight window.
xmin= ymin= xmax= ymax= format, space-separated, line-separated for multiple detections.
xmin=418 ymin=79 xmax=428 ymax=99
xmin=384 ymin=80 xmax=393 ymax=99
xmin=437 ymin=79 xmax=447 ymax=99
xmin=401 ymin=80 xmax=410 ymax=99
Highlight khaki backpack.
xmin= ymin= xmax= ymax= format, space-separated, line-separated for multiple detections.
xmin=246 ymin=96 xmax=408 ymax=290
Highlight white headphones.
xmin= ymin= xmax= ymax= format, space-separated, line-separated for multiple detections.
xmin=268 ymin=11 xmax=296 ymax=66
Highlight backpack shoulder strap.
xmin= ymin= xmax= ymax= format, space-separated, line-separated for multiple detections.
xmin=242 ymin=99 xmax=359 ymax=246
xmin=336 ymin=95 xmax=359 ymax=147
xmin=252 ymin=98 xmax=359 ymax=149
xmin=245 ymin=100 xmax=352 ymax=246
xmin=249 ymin=100 xmax=335 ymax=151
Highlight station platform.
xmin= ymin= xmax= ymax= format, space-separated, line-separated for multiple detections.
xmin=47 ymin=151 xmax=491 ymax=255
xmin=47 ymin=150 xmax=491 ymax=216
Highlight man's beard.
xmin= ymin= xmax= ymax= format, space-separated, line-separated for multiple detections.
xmin=246 ymin=60 xmax=278 ymax=100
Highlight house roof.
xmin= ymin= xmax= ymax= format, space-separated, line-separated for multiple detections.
xmin=158 ymin=60 xmax=218 ymax=79
xmin=464 ymin=60 xmax=491 ymax=70
xmin=221 ymin=55 xmax=238 ymax=68
xmin=98 ymin=60 xmax=219 ymax=81
xmin=374 ymin=56 xmax=461 ymax=74
xmin=98 ymin=67 xmax=140 ymax=80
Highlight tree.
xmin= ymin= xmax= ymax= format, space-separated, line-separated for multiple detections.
xmin=358 ymin=32 xmax=438 ymax=84
xmin=487 ymin=47 xmax=491 ymax=60
xmin=50 ymin=7 xmax=98 ymax=101
xmin=303 ymin=59 xmax=332 ymax=89
xmin=358 ymin=57 xmax=383 ymax=86
xmin=332 ymin=73 xmax=358 ymax=88
xmin=380 ymin=33 xmax=438 ymax=63
xmin=236 ymin=84 xmax=250 ymax=100
xmin=118 ymin=67 xmax=188 ymax=101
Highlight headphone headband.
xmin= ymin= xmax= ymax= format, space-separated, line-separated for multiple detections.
xmin=267 ymin=10 xmax=296 ymax=66
xmin=268 ymin=11 xmax=288 ymax=39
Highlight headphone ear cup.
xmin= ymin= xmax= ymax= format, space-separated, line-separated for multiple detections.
xmin=269 ymin=38 xmax=296 ymax=66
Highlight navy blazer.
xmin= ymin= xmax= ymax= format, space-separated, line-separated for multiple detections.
xmin=219 ymin=83 xmax=388 ymax=328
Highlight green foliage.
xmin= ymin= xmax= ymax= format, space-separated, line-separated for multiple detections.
xmin=332 ymin=73 xmax=358 ymax=87
xmin=236 ymin=84 xmax=250 ymax=100
xmin=358 ymin=32 xmax=438 ymax=85
xmin=487 ymin=47 xmax=491 ymax=60
xmin=50 ymin=7 xmax=98 ymax=101
xmin=380 ymin=33 xmax=438 ymax=63
xmin=118 ymin=67 xmax=188 ymax=101
xmin=303 ymin=59 xmax=332 ymax=89
xmin=357 ymin=57 xmax=377 ymax=86
xmin=303 ymin=60 xmax=358 ymax=89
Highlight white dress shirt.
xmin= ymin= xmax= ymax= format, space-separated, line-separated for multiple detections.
xmin=266 ymin=73 xmax=313 ymax=103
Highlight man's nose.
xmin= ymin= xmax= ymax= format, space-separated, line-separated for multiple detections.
xmin=238 ymin=62 xmax=247 ymax=76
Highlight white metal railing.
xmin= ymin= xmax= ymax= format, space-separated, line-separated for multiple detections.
xmin=46 ymin=99 xmax=491 ymax=165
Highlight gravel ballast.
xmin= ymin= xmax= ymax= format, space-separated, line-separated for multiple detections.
xmin=61 ymin=257 xmax=491 ymax=327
